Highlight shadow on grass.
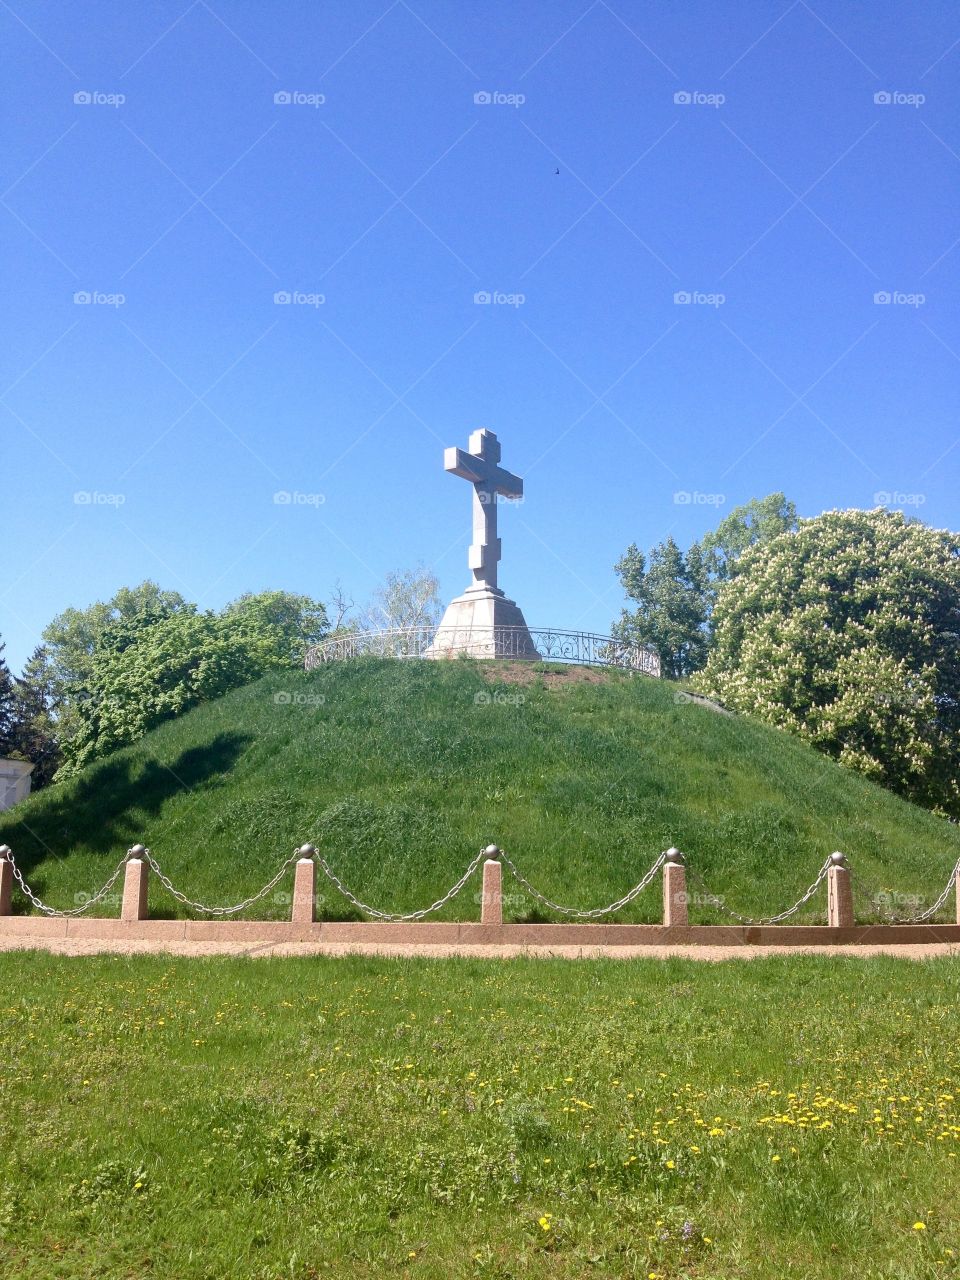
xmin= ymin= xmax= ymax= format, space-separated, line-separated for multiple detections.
xmin=3 ymin=731 xmax=252 ymax=882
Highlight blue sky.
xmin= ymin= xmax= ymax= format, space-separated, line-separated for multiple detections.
xmin=2 ymin=0 xmax=958 ymax=672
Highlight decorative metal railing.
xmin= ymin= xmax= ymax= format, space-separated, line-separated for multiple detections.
xmin=305 ymin=626 xmax=660 ymax=675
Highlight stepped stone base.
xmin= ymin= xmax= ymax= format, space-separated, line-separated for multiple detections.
xmin=425 ymin=587 xmax=538 ymax=660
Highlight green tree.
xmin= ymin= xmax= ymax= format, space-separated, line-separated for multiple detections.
xmin=0 ymin=642 xmax=16 ymax=757
xmin=695 ymin=507 xmax=960 ymax=814
xmin=613 ymin=495 xmax=799 ymax=677
xmin=697 ymin=492 xmax=799 ymax=582
xmin=58 ymin=612 xmax=259 ymax=777
xmin=42 ymin=581 xmax=194 ymax=693
xmin=612 ymin=537 xmax=710 ymax=679
xmin=9 ymin=646 xmax=60 ymax=787
xmin=42 ymin=581 xmax=195 ymax=754
xmin=363 ymin=566 xmax=443 ymax=632
xmin=56 ymin=591 xmax=329 ymax=778
xmin=222 ymin=590 xmax=328 ymax=665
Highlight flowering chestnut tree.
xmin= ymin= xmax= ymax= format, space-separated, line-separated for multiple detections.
xmin=695 ymin=508 xmax=960 ymax=815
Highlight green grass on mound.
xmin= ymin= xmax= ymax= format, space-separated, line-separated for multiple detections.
xmin=1 ymin=658 xmax=958 ymax=922
xmin=1 ymin=952 xmax=959 ymax=1280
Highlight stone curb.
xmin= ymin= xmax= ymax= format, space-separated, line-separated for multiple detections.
xmin=2 ymin=918 xmax=960 ymax=947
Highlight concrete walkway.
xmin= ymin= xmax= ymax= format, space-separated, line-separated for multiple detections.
xmin=2 ymin=937 xmax=960 ymax=960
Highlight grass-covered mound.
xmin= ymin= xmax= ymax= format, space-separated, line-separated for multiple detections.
xmin=1 ymin=951 xmax=959 ymax=1279
xmin=1 ymin=658 xmax=958 ymax=921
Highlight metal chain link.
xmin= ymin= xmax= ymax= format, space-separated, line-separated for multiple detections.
xmin=143 ymin=849 xmax=302 ymax=917
xmin=684 ymin=857 xmax=832 ymax=925
xmin=3 ymin=848 xmax=127 ymax=918
xmin=852 ymin=860 xmax=960 ymax=924
xmin=315 ymin=847 xmax=488 ymax=921
xmin=498 ymin=849 xmax=666 ymax=918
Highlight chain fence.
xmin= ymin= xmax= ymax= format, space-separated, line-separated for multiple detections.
xmin=143 ymin=848 xmax=303 ymax=917
xmin=684 ymin=857 xmax=834 ymax=926
xmin=498 ymin=848 xmax=666 ymax=918
xmin=851 ymin=859 xmax=960 ymax=925
xmin=314 ymin=846 xmax=488 ymax=922
xmin=1 ymin=841 xmax=958 ymax=927
xmin=1 ymin=846 xmax=128 ymax=918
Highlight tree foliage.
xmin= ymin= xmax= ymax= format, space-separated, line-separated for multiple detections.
xmin=0 ymin=643 xmax=16 ymax=758
xmin=9 ymin=647 xmax=60 ymax=787
xmin=59 ymin=613 xmax=261 ymax=777
xmin=42 ymin=581 xmax=194 ymax=693
xmin=53 ymin=588 xmax=329 ymax=779
xmin=698 ymin=492 xmax=799 ymax=582
xmin=695 ymin=508 xmax=960 ymax=814
xmin=363 ymin=566 xmax=443 ymax=632
xmin=612 ymin=495 xmax=798 ymax=679
xmin=0 ymin=643 xmax=60 ymax=788
xmin=222 ymin=590 xmax=329 ymax=665
xmin=41 ymin=581 xmax=195 ymax=752
xmin=612 ymin=538 xmax=710 ymax=679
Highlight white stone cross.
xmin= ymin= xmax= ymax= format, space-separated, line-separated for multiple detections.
xmin=444 ymin=428 xmax=522 ymax=593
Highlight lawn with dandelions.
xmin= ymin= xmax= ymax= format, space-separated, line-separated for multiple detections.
xmin=1 ymin=951 xmax=959 ymax=1278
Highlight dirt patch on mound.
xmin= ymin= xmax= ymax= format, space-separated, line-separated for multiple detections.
xmin=478 ymin=661 xmax=621 ymax=689
xmin=475 ymin=663 xmax=733 ymax=712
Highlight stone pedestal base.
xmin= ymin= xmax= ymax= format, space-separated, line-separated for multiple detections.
xmin=425 ymin=588 xmax=538 ymax=660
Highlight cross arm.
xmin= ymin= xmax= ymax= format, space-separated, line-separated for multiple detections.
xmin=444 ymin=446 xmax=484 ymax=483
xmin=444 ymin=447 xmax=523 ymax=499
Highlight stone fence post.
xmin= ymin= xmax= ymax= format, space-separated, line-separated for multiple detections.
xmin=0 ymin=846 xmax=12 ymax=916
xmin=662 ymin=848 xmax=688 ymax=927
xmin=481 ymin=845 xmax=502 ymax=926
xmin=121 ymin=845 xmax=150 ymax=922
xmin=292 ymin=844 xmax=318 ymax=924
xmin=826 ymin=852 xmax=854 ymax=928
